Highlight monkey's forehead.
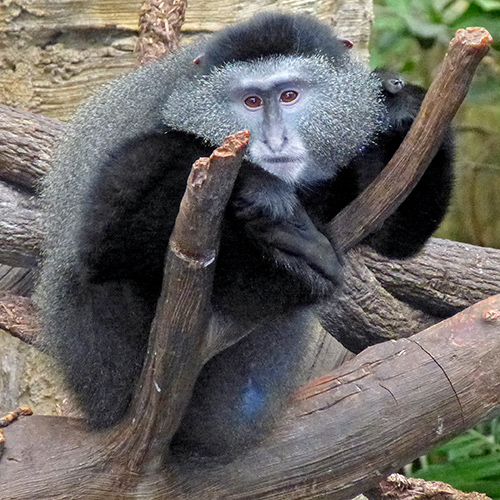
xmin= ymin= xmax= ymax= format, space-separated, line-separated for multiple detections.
xmin=161 ymin=53 xmax=386 ymax=151
xmin=210 ymin=55 xmax=358 ymax=84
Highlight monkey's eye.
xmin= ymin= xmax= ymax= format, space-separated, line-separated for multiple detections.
xmin=280 ymin=90 xmax=299 ymax=103
xmin=244 ymin=96 xmax=263 ymax=108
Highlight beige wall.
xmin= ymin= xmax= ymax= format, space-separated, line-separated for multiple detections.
xmin=0 ymin=0 xmax=373 ymax=120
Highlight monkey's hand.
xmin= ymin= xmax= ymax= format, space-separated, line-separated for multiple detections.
xmin=243 ymin=204 xmax=343 ymax=290
xmin=230 ymin=165 xmax=342 ymax=294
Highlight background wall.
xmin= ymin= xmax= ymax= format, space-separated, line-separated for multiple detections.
xmin=0 ymin=0 xmax=373 ymax=120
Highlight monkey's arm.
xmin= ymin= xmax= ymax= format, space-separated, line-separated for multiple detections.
xmin=78 ymin=131 xmax=213 ymax=285
xmin=365 ymin=131 xmax=454 ymax=258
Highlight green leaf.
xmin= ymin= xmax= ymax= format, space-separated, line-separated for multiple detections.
xmin=405 ymin=16 xmax=452 ymax=44
xmin=383 ymin=0 xmax=412 ymax=16
xmin=416 ymin=454 xmax=500 ymax=482
xmin=474 ymin=0 xmax=500 ymax=11
xmin=433 ymin=432 xmax=490 ymax=460
xmin=373 ymin=13 xmax=409 ymax=32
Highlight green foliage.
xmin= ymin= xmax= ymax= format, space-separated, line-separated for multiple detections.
xmin=409 ymin=420 xmax=500 ymax=498
xmin=372 ymin=1 xmax=500 ymax=86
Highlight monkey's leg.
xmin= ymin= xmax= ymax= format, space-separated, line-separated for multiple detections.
xmin=45 ymin=277 xmax=155 ymax=428
xmin=171 ymin=308 xmax=314 ymax=456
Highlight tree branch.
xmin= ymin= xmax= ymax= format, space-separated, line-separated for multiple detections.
xmin=329 ymin=28 xmax=494 ymax=252
xmin=0 ymin=293 xmax=38 ymax=346
xmin=2 ymin=294 xmax=500 ymax=499
xmin=319 ymin=238 xmax=500 ymax=351
xmin=108 ymin=131 xmax=249 ymax=471
xmin=318 ymin=248 xmax=439 ymax=353
xmin=362 ymin=238 xmax=500 ymax=316
xmin=135 ymin=0 xmax=188 ymax=65
xmin=0 ymin=181 xmax=42 ymax=268
xmin=367 ymin=473 xmax=491 ymax=500
xmin=0 ymin=104 xmax=64 ymax=193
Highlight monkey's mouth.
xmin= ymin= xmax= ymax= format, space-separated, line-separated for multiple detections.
xmin=263 ymin=157 xmax=300 ymax=164
xmin=259 ymin=157 xmax=306 ymax=183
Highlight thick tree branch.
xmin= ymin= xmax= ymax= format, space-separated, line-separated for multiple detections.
xmin=0 ymin=104 xmax=64 ymax=193
xmin=362 ymin=238 xmax=500 ymax=316
xmin=2 ymin=295 xmax=500 ymax=499
xmin=107 ymin=131 xmax=248 ymax=471
xmin=318 ymin=248 xmax=439 ymax=353
xmin=0 ymin=265 xmax=34 ymax=296
xmin=319 ymin=238 xmax=500 ymax=351
xmin=0 ymin=181 xmax=42 ymax=268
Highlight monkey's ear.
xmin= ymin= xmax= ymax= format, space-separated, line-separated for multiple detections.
xmin=193 ymin=54 xmax=204 ymax=65
xmin=341 ymin=39 xmax=354 ymax=49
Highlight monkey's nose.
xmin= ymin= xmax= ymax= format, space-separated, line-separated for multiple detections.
xmin=264 ymin=131 xmax=287 ymax=154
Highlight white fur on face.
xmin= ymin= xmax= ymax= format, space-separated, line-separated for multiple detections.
xmin=162 ymin=55 xmax=386 ymax=185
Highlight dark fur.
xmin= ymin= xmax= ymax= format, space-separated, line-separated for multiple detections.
xmin=37 ymin=13 xmax=453 ymax=457
xmin=198 ymin=12 xmax=350 ymax=68
xmin=353 ymin=68 xmax=454 ymax=258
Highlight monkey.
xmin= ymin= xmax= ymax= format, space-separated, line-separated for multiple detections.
xmin=36 ymin=12 xmax=454 ymax=457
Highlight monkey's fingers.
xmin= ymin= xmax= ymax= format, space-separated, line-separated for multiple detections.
xmin=248 ymin=220 xmax=342 ymax=285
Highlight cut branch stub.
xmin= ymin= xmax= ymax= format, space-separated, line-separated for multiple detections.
xmin=329 ymin=27 xmax=494 ymax=252
xmin=171 ymin=130 xmax=250 ymax=263
xmin=113 ymin=131 xmax=249 ymax=472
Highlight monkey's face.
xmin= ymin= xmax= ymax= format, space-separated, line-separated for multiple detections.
xmin=227 ymin=68 xmax=310 ymax=183
xmin=162 ymin=55 xmax=386 ymax=186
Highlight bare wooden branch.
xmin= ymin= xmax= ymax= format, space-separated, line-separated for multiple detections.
xmin=329 ymin=28 xmax=494 ymax=252
xmin=318 ymin=248 xmax=439 ymax=353
xmin=368 ymin=474 xmax=491 ymax=500
xmin=0 ymin=293 xmax=38 ymax=346
xmin=135 ymin=0 xmax=188 ymax=65
xmin=320 ymin=237 xmax=500 ymax=351
xmin=0 ymin=181 xmax=42 ymax=268
xmin=361 ymin=238 xmax=500 ymax=317
xmin=0 ymin=105 xmax=64 ymax=192
xmin=0 ymin=265 xmax=34 ymax=296
xmin=2 ymin=294 xmax=500 ymax=499
xmin=205 ymin=295 xmax=500 ymax=499
xmin=109 ymin=131 xmax=249 ymax=471
xmin=3 ymin=236 xmax=500 ymax=353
